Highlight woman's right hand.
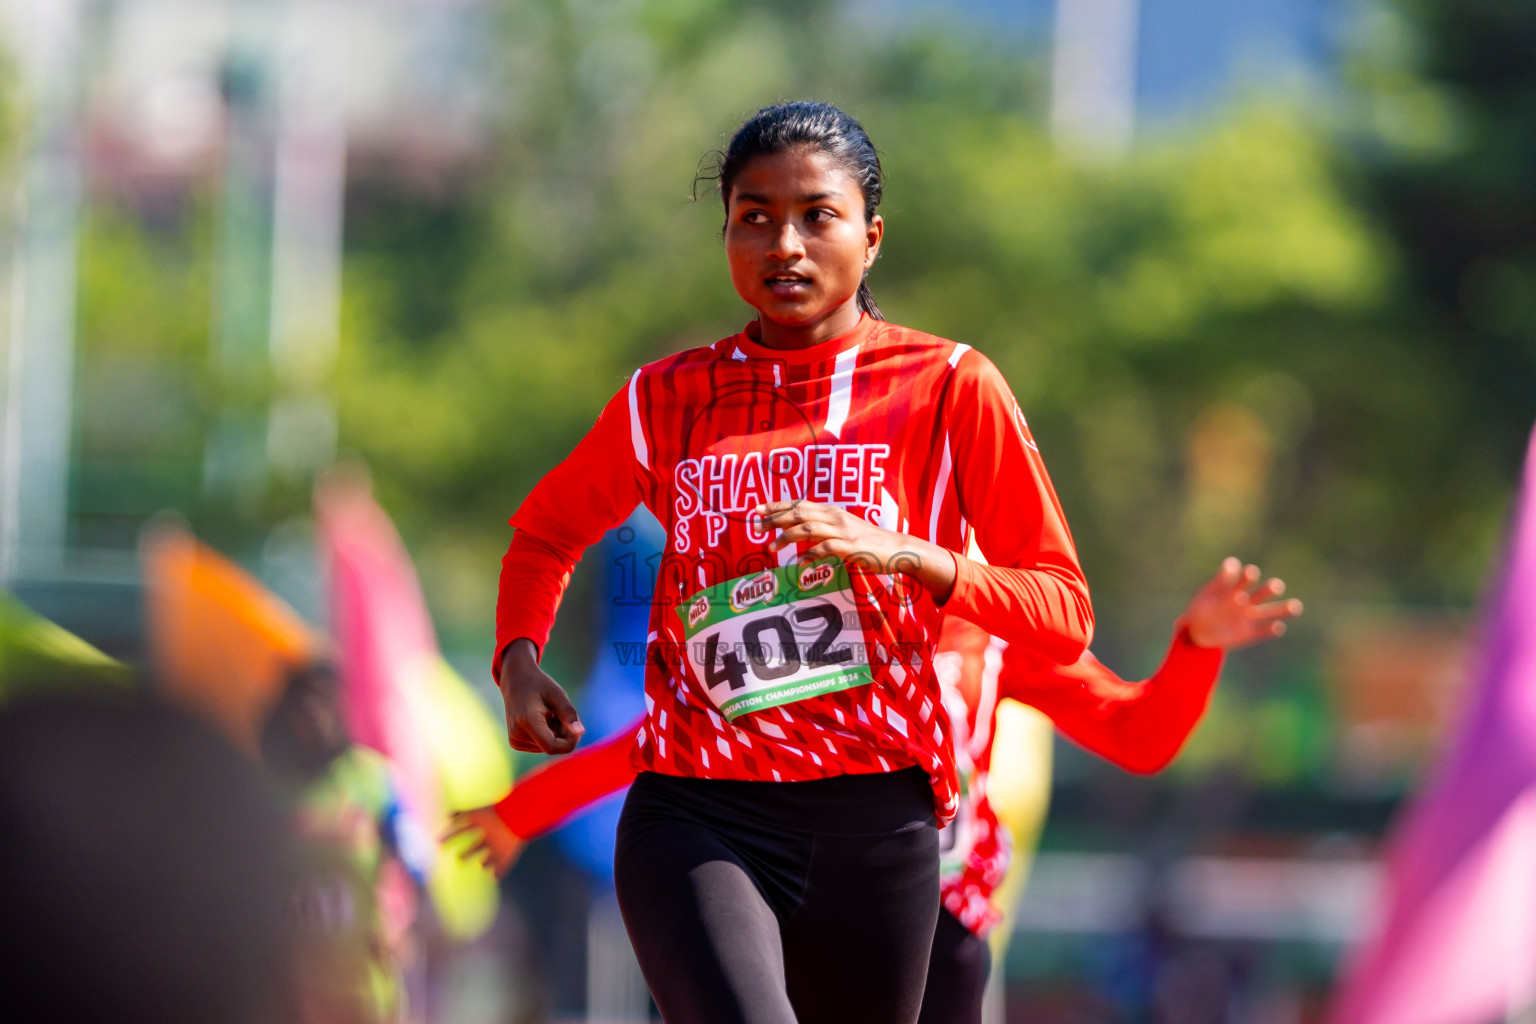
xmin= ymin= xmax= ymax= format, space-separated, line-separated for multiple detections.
xmin=499 ymin=638 xmax=586 ymax=754
xmin=1183 ymin=558 xmax=1303 ymax=650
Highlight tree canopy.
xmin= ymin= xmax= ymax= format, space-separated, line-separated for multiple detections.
xmin=63 ymin=0 xmax=1536 ymax=696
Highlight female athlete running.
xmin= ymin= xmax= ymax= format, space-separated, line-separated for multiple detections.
xmin=456 ymin=558 xmax=1302 ymax=1023
xmin=493 ymin=101 xmax=1092 ymax=1024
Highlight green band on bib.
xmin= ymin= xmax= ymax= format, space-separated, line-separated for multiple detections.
xmin=716 ymin=667 xmax=872 ymax=720
xmin=677 ymin=558 xmax=856 ymax=637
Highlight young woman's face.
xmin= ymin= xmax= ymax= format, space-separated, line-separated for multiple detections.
xmin=724 ymin=147 xmax=883 ymax=331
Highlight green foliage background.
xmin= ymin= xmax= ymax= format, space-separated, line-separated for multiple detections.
xmin=65 ymin=0 xmax=1536 ymax=784
xmin=330 ymin=0 xmax=1531 ymax=638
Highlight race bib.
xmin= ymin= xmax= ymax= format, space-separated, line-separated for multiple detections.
xmin=677 ymin=559 xmax=874 ymax=721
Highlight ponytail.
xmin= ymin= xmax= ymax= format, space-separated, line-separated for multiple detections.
xmin=856 ymin=279 xmax=884 ymax=321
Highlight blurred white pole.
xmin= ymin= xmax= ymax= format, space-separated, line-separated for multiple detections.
xmin=0 ymin=0 xmax=86 ymax=585
xmin=982 ymin=967 xmax=1004 ymax=1024
xmin=266 ymin=0 xmax=347 ymax=478
xmin=1050 ymin=0 xmax=1139 ymax=159
xmin=206 ymin=0 xmax=277 ymax=509
xmin=586 ymin=893 xmax=648 ymax=1023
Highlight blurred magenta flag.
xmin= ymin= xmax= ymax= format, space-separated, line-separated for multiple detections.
xmin=316 ymin=468 xmax=512 ymax=939
xmin=317 ymin=469 xmax=441 ymax=826
xmin=1329 ymin=424 xmax=1536 ymax=1024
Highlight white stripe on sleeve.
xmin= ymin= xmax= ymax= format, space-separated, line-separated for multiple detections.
xmin=928 ymin=434 xmax=952 ymax=542
xmin=627 ymin=369 xmax=649 ymax=469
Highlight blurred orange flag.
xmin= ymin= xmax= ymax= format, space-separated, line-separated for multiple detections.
xmin=142 ymin=523 xmax=322 ymax=754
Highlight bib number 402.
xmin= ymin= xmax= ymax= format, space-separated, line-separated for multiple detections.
xmin=702 ymin=602 xmax=852 ymax=692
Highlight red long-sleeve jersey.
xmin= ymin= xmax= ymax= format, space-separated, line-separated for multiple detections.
xmin=493 ymin=617 xmax=1223 ymax=937
xmin=496 ymin=316 xmax=1092 ymax=821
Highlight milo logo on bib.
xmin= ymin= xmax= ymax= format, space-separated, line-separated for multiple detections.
xmin=798 ymin=562 xmax=834 ymax=591
xmin=677 ymin=559 xmax=874 ymax=721
xmin=730 ymin=571 xmax=778 ymax=611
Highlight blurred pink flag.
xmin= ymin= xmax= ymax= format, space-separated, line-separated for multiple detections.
xmin=1329 ymin=425 xmax=1536 ymax=1024
xmin=316 ymin=469 xmax=513 ymax=940
xmin=316 ymin=469 xmax=443 ymax=830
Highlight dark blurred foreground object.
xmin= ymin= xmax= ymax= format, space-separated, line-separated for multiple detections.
xmin=0 ymin=690 xmax=294 ymax=1024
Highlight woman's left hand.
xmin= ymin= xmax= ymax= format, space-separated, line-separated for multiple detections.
xmin=443 ymin=806 xmax=526 ymax=878
xmin=756 ymin=501 xmax=957 ymax=601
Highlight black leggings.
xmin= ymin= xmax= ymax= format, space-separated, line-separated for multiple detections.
xmin=917 ymin=908 xmax=992 ymax=1024
xmin=614 ymin=767 xmax=940 ymax=1024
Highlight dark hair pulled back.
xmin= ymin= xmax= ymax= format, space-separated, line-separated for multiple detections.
xmin=709 ymin=101 xmax=885 ymax=321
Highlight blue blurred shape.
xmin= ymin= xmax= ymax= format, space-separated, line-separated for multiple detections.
xmin=551 ymin=508 xmax=664 ymax=881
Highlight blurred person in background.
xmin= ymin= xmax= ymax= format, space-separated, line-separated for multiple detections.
xmin=456 ymin=557 xmax=1301 ymax=1022
xmin=262 ymin=659 xmax=427 ymax=1024
xmin=144 ymin=525 xmax=428 ymax=1024
xmin=0 ymin=687 xmax=294 ymax=1024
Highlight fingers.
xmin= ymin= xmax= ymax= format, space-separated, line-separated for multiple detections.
xmin=1199 ymin=558 xmax=1246 ymax=603
xmin=1252 ymin=598 xmax=1304 ymax=621
xmin=539 ymin=678 xmax=584 ymax=740
xmin=507 ymin=713 xmax=538 ymax=751
xmin=771 ymin=521 xmax=835 ymax=550
xmin=1216 ymin=556 xmax=1243 ymax=587
xmin=525 ymin=697 xmax=580 ymax=754
xmin=755 ymin=502 xmax=815 ymax=531
xmin=763 ymin=509 xmax=838 ymax=552
xmin=1225 ymin=598 xmax=1303 ymax=649
xmin=800 ymin=541 xmax=835 ymax=563
xmin=452 ymin=836 xmax=489 ymax=865
xmin=1213 ymin=559 xmax=1262 ymax=588
xmin=1250 ymin=577 xmax=1286 ymax=603
xmin=511 ymin=713 xmax=554 ymax=752
xmin=441 ymin=815 xmax=479 ymax=842
xmin=549 ymin=688 xmax=586 ymax=740
xmin=509 ymin=677 xmax=584 ymax=754
xmin=526 ymin=713 xmax=578 ymax=754
xmin=507 ymin=724 xmax=543 ymax=753
xmin=1213 ymin=560 xmax=1288 ymax=602
xmin=483 ymin=840 xmax=522 ymax=878
xmin=756 ymin=500 xmax=825 ymax=522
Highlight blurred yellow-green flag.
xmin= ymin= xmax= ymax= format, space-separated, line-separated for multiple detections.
xmin=0 ymin=594 xmax=132 ymax=704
